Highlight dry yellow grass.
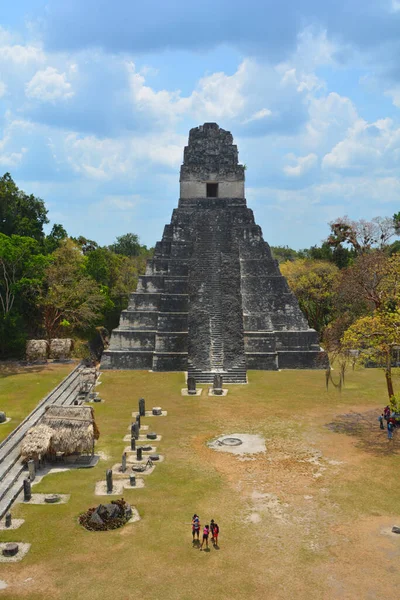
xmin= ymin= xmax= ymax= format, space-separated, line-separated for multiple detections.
xmin=0 ymin=367 xmax=400 ymax=600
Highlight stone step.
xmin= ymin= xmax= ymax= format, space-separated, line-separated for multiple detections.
xmin=0 ymin=472 xmax=26 ymax=520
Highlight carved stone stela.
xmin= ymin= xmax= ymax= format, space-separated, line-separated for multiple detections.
xmin=101 ymin=123 xmax=328 ymax=382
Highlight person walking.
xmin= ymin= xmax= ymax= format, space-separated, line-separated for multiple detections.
xmin=192 ymin=514 xmax=200 ymax=542
xmin=388 ymin=421 xmax=394 ymax=440
xmin=378 ymin=414 xmax=385 ymax=430
xmin=200 ymin=524 xmax=210 ymax=550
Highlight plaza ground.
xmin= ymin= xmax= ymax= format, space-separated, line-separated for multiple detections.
xmin=0 ymin=364 xmax=400 ymax=599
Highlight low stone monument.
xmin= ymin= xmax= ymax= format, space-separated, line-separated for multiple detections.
xmin=130 ymin=437 xmax=136 ymax=451
xmin=147 ymin=432 xmax=157 ymax=440
xmin=2 ymin=543 xmax=19 ymax=557
xmin=121 ymin=452 xmax=127 ymax=473
xmin=23 ymin=478 xmax=31 ymax=502
xmin=106 ymin=469 xmax=113 ymax=494
xmin=130 ymin=475 xmax=136 ymax=487
xmin=26 ymin=340 xmax=48 ymax=363
xmin=0 ymin=411 xmax=6 ymax=424
xmin=49 ymin=338 xmax=73 ymax=361
xmin=27 ymin=459 xmax=35 ymax=481
xmin=187 ymin=376 xmax=196 ymax=395
xmin=136 ymin=447 xmax=142 ymax=461
xmin=5 ymin=513 xmax=11 ymax=528
xmin=152 ymin=407 xmax=162 ymax=416
xmin=213 ymin=374 xmax=223 ymax=396
xmin=139 ymin=398 xmax=145 ymax=417
xmin=44 ymin=494 xmax=60 ymax=504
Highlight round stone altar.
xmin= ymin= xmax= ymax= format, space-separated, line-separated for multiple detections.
xmin=208 ymin=433 xmax=266 ymax=455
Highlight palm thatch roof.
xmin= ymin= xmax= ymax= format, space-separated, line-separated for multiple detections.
xmin=21 ymin=405 xmax=100 ymax=461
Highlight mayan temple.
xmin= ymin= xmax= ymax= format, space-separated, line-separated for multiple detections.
xmin=101 ymin=123 xmax=327 ymax=382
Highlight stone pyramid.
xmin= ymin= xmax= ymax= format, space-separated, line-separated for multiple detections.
xmin=101 ymin=123 xmax=328 ymax=382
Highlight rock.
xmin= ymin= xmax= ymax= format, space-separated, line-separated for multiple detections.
xmin=141 ymin=445 xmax=152 ymax=451
xmin=96 ymin=504 xmax=108 ymax=519
xmin=104 ymin=504 xmax=120 ymax=519
xmin=93 ymin=396 xmax=102 ymax=403
xmin=44 ymin=494 xmax=61 ymax=504
xmin=2 ymin=543 xmax=19 ymax=557
xmin=150 ymin=454 xmax=160 ymax=461
xmin=0 ymin=412 xmax=6 ymax=424
xmin=89 ymin=511 xmax=105 ymax=527
xmin=26 ymin=339 xmax=48 ymax=363
xmin=392 ymin=526 xmax=400 ymax=534
xmin=152 ymin=407 xmax=162 ymax=416
xmin=49 ymin=338 xmax=73 ymax=360
xmin=147 ymin=432 xmax=157 ymax=440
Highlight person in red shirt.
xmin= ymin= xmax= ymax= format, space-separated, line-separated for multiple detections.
xmin=211 ymin=521 xmax=219 ymax=546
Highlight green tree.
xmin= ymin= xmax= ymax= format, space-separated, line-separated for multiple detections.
xmin=280 ymin=259 xmax=339 ymax=332
xmin=40 ymin=239 xmax=106 ymax=339
xmin=0 ymin=233 xmax=49 ymax=356
xmin=270 ymin=246 xmax=300 ymax=263
xmin=44 ymin=223 xmax=68 ymax=254
xmin=0 ymin=173 xmax=49 ymax=241
xmin=109 ymin=233 xmax=142 ymax=257
xmin=342 ymin=310 xmax=400 ymax=400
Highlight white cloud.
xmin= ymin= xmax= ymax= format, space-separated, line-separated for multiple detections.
xmin=283 ymin=153 xmax=318 ymax=176
xmin=243 ymin=108 xmax=272 ymax=124
xmin=25 ymin=66 xmax=74 ymax=102
xmin=0 ymin=44 xmax=44 ymax=65
xmin=322 ymin=117 xmax=400 ymax=172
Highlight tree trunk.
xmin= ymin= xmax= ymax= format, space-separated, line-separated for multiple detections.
xmin=385 ymin=352 xmax=394 ymax=400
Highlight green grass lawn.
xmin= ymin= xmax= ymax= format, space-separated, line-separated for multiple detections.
xmin=0 ymin=366 xmax=400 ymax=600
xmin=0 ymin=363 xmax=76 ymax=442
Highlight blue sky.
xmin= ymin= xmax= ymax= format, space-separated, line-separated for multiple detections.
xmin=0 ymin=1 xmax=400 ymax=248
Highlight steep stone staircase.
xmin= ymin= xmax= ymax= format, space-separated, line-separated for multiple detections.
xmin=187 ymin=216 xmax=247 ymax=383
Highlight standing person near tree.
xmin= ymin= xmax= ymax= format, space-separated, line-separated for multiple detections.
xmin=192 ymin=514 xmax=200 ymax=542
xmin=378 ymin=414 xmax=385 ymax=430
xmin=200 ymin=524 xmax=210 ymax=550
xmin=388 ymin=421 xmax=394 ymax=440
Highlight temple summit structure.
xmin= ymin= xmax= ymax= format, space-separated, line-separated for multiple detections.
xmin=101 ymin=123 xmax=328 ymax=382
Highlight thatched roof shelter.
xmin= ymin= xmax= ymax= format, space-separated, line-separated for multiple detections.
xmin=21 ymin=405 xmax=100 ymax=462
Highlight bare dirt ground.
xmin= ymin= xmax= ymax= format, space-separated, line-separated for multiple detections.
xmin=1 ymin=368 xmax=400 ymax=600
xmin=194 ymin=406 xmax=400 ymax=600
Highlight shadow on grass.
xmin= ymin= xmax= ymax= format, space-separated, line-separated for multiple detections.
xmin=0 ymin=360 xmax=76 ymax=379
xmin=326 ymin=409 xmax=400 ymax=456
